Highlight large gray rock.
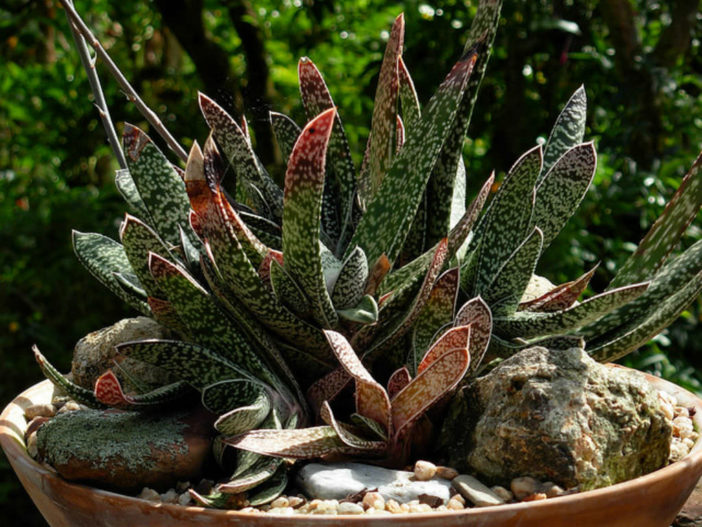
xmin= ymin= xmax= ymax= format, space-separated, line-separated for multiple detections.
xmin=72 ymin=317 xmax=173 ymax=391
xmin=441 ymin=346 xmax=672 ymax=490
xmin=296 ymin=462 xmax=453 ymax=503
xmin=37 ymin=407 xmax=215 ymax=491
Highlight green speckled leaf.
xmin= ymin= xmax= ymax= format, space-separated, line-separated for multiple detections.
xmin=362 ymin=14 xmax=404 ymax=198
xmin=610 ymin=152 xmax=702 ymax=289
xmin=349 ymin=49 xmax=479 ymax=268
xmin=199 ymin=93 xmax=284 ymax=222
xmin=146 ymin=297 xmax=189 ymax=336
xmin=495 ymin=282 xmax=649 ymax=339
xmin=589 ymin=271 xmax=702 ymax=362
xmin=398 ymin=57 xmax=421 ymax=131
xmin=148 ymin=253 xmax=270 ymax=379
xmin=582 ymin=238 xmax=702 ymax=339
xmin=247 ymin=465 xmax=289 ymax=506
xmin=214 ymin=392 xmax=272 ymax=436
xmin=239 ymin=211 xmax=282 ymax=250
xmin=123 ymin=124 xmax=191 ymax=246
xmin=218 ymin=457 xmax=283 ymax=495
xmin=269 ymin=258 xmax=311 ymax=317
xmin=541 ymin=85 xmax=587 ymax=179
xmin=297 ymin=58 xmax=357 ymax=251
xmin=32 ymin=345 xmax=105 ymax=408
xmin=282 ymin=107 xmax=338 ymax=328
xmin=72 ymin=230 xmax=150 ymax=315
xmin=119 ymin=214 xmax=174 ymax=296
xmin=113 ymin=271 xmax=147 ymax=301
xmin=331 ymin=246 xmax=369 ymax=309
xmin=471 ymin=145 xmax=542 ymax=294
xmin=270 ymin=111 xmax=301 ymax=163
xmin=201 ymin=379 xmax=266 ymax=414
xmin=114 ymin=168 xmax=151 ymax=220
xmin=485 ymin=227 xmax=543 ymax=316
xmin=531 ymin=143 xmax=596 ymax=249
xmin=117 ymin=339 xmax=254 ymax=389
xmin=337 ymin=294 xmax=378 ymax=324
xmin=410 ymin=268 xmax=460 ymax=373
xmin=350 ymin=412 xmax=389 ymax=441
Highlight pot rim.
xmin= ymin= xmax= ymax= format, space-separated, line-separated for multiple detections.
xmin=2 ymin=369 xmax=702 ymax=522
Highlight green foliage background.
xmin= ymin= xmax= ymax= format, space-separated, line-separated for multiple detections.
xmin=1 ymin=1 xmax=700 ymax=524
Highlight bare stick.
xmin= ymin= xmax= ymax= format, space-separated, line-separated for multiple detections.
xmin=64 ymin=1 xmax=127 ymax=169
xmin=58 ymin=0 xmax=188 ymax=162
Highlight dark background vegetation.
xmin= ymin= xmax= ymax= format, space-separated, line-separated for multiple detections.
xmin=1 ymin=0 xmax=701 ymax=524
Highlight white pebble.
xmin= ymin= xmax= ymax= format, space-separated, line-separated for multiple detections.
xmin=447 ymin=497 xmax=465 ymax=510
xmin=385 ymin=499 xmax=402 ymax=513
xmin=675 ymin=406 xmax=690 ymax=418
xmin=660 ymin=402 xmax=675 ymax=421
xmin=270 ymin=496 xmax=289 ymax=508
xmin=161 ymin=489 xmax=179 ymax=503
xmin=436 ymin=466 xmax=459 ymax=480
xmin=491 ymin=485 xmax=513 ymax=501
xmin=138 ymin=487 xmax=161 ymax=502
xmin=510 ymin=476 xmax=540 ymax=500
xmin=268 ymin=507 xmax=294 ymax=515
xmin=414 ymin=460 xmax=438 ymax=481
xmin=26 ymin=431 xmax=38 ymax=459
xmin=408 ymin=502 xmax=433 ymax=513
xmin=362 ymin=491 xmax=385 ymax=510
xmin=540 ymin=482 xmax=565 ymax=498
xmin=24 ymin=403 xmax=56 ymax=419
xmin=338 ymin=502 xmax=364 ymax=515
xmin=177 ymin=492 xmax=192 ymax=506
xmin=288 ymin=496 xmax=305 ymax=508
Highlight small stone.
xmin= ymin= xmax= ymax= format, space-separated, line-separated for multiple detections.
xmin=491 ymin=485 xmax=513 ymax=502
xmin=385 ymin=499 xmax=402 ymax=513
xmin=452 ymin=475 xmax=505 ymax=507
xmin=521 ymin=492 xmax=548 ymax=502
xmin=57 ymin=401 xmax=82 ymax=414
xmin=161 ymin=489 xmax=179 ymax=503
xmin=447 ymin=497 xmax=465 ymax=510
xmin=177 ymin=492 xmax=192 ymax=506
xmin=408 ymin=502 xmax=433 ymax=513
xmin=338 ymin=502 xmax=364 ymax=515
xmin=363 ymin=491 xmax=385 ymax=510
xmin=240 ymin=507 xmax=258 ymax=513
xmin=161 ymin=489 xmax=178 ymax=503
xmin=673 ymin=416 xmax=694 ymax=438
xmin=25 ymin=416 xmax=50 ymax=439
xmin=364 ymin=508 xmax=391 ymax=515
xmin=175 ymin=481 xmax=190 ymax=492
xmin=436 ymin=505 xmax=448 ymax=511
xmin=436 ymin=466 xmax=459 ymax=480
xmin=138 ymin=487 xmax=161 ymax=502
xmin=270 ymin=496 xmax=289 ymax=508
xmin=660 ymin=402 xmax=675 ymax=421
xmin=449 ymin=494 xmax=465 ymax=505
xmin=288 ymin=496 xmax=305 ymax=508
xmin=24 ymin=403 xmax=56 ymax=419
xmin=268 ymin=507 xmax=294 ymax=515
xmin=414 ymin=460 xmax=437 ymax=481
xmin=540 ymin=482 xmax=565 ymax=498
xmin=418 ymin=493 xmax=443 ymax=508
xmin=510 ymin=476 xmax=540 ymax=500
xmin=400 ymin=503 xmax=411 ymax=513
xmin=26 ymin=431 xmax=38 ymax=459
xmin=675 ymin=406 xmax=690 ymax=418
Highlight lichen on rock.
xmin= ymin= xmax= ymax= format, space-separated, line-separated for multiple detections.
xmin=36 ymin=407 xmax=214 ymax=491
xmin=440 ymin=346 xmax=672 ymax=490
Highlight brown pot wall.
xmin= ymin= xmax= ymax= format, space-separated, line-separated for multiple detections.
xmin=3 ymin=373 xmax=702 ymax=527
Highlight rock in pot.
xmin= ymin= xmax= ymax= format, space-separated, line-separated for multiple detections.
xmin=441 ymin=346 xmax=672 ymax=490
xmin=36 ymin=406 xmax=215 ymax=491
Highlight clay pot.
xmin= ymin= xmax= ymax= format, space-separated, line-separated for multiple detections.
xmin=3 ymin=373 xmax=702 ymax=527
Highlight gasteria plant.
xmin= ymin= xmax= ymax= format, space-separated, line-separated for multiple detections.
xmin=34 ymin=0 xmax=702 ymax=507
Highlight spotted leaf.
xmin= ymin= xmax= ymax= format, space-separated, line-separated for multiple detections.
xmin=417 ymin=325 xmax=471 ymax=374
xmin=520 ymin=266 xmax=597 ymax=313
xmin=270 ymin=111 xmax=300 ymax=163
xmin=320 ymin=401 xmax=387 ymax=454
xmin=282 ymin=107 xmax=338 ymax=327
xmin=331 ymin=246 xmax=369 ymax=310
xmin=33 ymin=345 xmax=104 ymax=408
xmin=114 ymin=168 xmax=151 ymax=221
xmin=94 ymin=370 xmax=190 ymax=409
xmin=224 ymin=426 xmax=356 ymax=459
xmin=541 ymin=85 xmax=587 ymax=179
xmin=455 ymin=296 xmax=493 ymax=376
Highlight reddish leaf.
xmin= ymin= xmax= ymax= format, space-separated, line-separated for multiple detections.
xmin=324 ymin=330 xmax=392 ymax=433
xmin=320 ymin=401 xmax=387 ymax=453
xmin=418 ymin=325 xmax=471 ymax=374
xmin=520 ymin=266 xmax=597 ymax=312
xmin=455 ymin=296 xmax=492 ymax=376
xmin=448 ymin=172 xmax=495 ymax=255
xmin=391 ymin=348 xmax=470 ymax=437
xmin=306 ymin=366 xmax=352 ymax=417
xmin=94 ymin=370 xmax=132 ymax=406
xmin=365 ymin=254 xmax=391 ymax=296
xmin=223 ymin=426 xmax=357 ymax=459
xmin=258 ymin=249 xmax=284 ymax=285
xmin=387 ymin=367 xmax=411 ymax=399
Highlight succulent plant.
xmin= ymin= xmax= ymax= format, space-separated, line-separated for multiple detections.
xmin=35 ymin=0 xmax=702 ymax=507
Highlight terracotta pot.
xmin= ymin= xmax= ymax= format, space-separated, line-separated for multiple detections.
xmin=3 ymin=373 xmax=702 ymax=527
